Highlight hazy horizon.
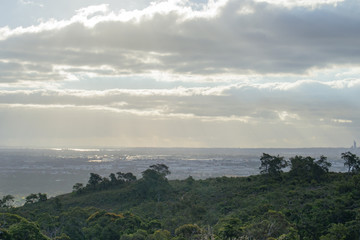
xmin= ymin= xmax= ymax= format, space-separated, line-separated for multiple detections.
xmin=0 ymin=145 xmax=358 ymax=150
xmin=1 ymin=147 xmax=357 ymax=200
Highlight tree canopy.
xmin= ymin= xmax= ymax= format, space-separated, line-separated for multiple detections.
xmin=2 ymin=154 xmax=360 ymax=240
xmin=259 ymin=153 xmax=287 ymax=177
xmin=0 ymin=195 xmax=14 ymax=208
xmin=341 ymin=151 xmax=360 ymax=173
xmin=289 ymin=155 xmax=332 ymax=181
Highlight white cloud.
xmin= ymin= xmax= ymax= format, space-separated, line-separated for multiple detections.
xmin=277 ymin=111 xmax=300 ymax=121
xmin=0 ymin=102 xmax=250 ymax=123
xmin=0 ymin=78 xmax=358 ymax=129
xmin=19 ymin=0 xmax=44 ymax=8
xmin=331 ymin=118 xmax=353 ymax=124
xmin=237 ymin=5 xmax=255 ymax=15
xmin=326 ymin=78 xmax=360 ymax=89
xmin=253 ymin=0 xmax=344 ymax=8
xmin=1 ymin=0 xmax=228 ymax=40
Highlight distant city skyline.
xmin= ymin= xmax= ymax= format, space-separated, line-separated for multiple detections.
xmin=0 ymin=0 xmax=359 ymax=148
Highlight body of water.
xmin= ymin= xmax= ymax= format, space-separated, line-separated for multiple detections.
xmin=0 ymin=147 xmax=358 ymax=203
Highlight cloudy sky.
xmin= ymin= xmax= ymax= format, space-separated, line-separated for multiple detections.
xmin=0 ymin=0 xmax=359 ymax=148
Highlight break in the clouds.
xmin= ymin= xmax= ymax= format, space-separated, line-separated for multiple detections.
xmin=0 ymin=0 xmax=359 ymax=148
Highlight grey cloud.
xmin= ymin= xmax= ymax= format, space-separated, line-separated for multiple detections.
xmin=0 ymin=78 xmax=359 ymax=148
xmin=0 ymin=99 xmax=356 ymax=148
xmin=0 ymin=61 xmax=58 ymax=82
xmin=1 ymin=0 xmax=360 ymax=148
xmin=0 ymin=80 xmax=359 ymax=126
xmin=1 ymin=0 xmax=360 ymax=82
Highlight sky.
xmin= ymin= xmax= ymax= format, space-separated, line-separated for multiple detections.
xmin=0 ymin=0 xmax=359 ymax=148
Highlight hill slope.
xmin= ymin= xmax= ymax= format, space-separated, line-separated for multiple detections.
xmin=1 ymin=160 xmax=360 ymax=239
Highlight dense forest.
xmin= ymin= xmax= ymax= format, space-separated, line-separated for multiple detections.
xmin=1 ymin=152 xmax=360 ymax=240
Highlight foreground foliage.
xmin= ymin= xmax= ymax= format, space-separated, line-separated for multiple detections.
xmin=1 ymin=154 xmax=360 ymax=239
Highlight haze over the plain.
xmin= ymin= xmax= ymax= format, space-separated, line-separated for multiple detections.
xmin=0 ymin=0 xmax=359 ymax=148
xmin=0 ymin=147 xmax=356 ymax=199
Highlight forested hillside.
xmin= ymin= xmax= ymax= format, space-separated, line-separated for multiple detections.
xmin=1 ymin=152 xmax=360 ymax=240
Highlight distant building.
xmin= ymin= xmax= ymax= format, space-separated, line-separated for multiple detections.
xmin=354 ymin=140 xmax=357 ymax=149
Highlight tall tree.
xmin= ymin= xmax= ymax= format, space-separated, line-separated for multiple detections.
xmin=142 ymin=164 xmax=171 ymax=181
xmin=149 ymin=164 xmax=171 ymax=177
xmin=72 ymin=183 xmax=84 ymax=192
xmin=117 ymin=172 xmax=137 ymax=182
xmin=289 ymin=155 xmax=331 ymax=181
xmin=87 ymin=173 xmax=103 ymax=189
xmin=38 ymin=193 xmax=47 ymax=202
xmin=109 ymin=173 xmax=117 ymax=183
xmin=259 ymin=153 xmax=287 ymax=177
xmin=316 ymin=155 xmax=332 ymax=173
xmin=25 ymin=193 xmax=39 ymax=205
xmin=0 ymin=195 xmax=14 ymax=208
xmin=341 ymin=152 xmax=360 ymax=173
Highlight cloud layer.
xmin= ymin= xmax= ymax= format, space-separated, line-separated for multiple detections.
xmin=0 ymin=0 xmax=359 ymax=147
xmin=1 ymin=0 xmax=360 ymax=82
